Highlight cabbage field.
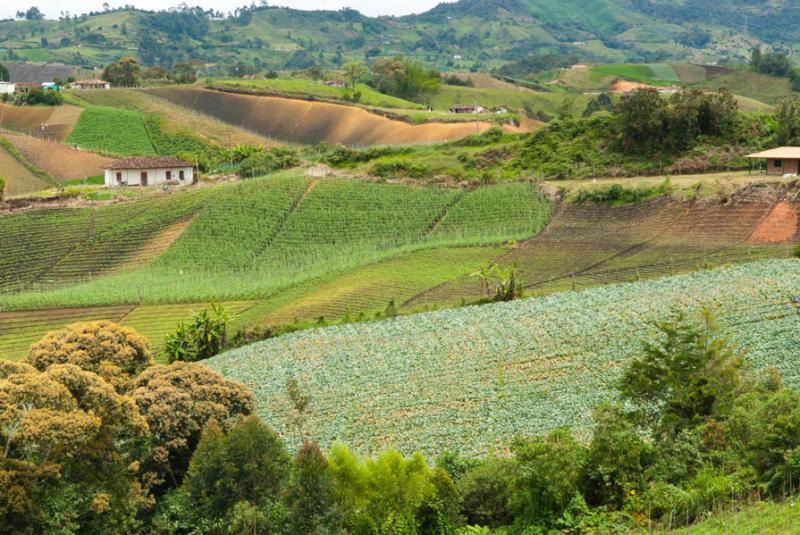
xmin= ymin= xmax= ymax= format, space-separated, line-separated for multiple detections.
xmin=206 ymin=259 xmax=800 ymax=456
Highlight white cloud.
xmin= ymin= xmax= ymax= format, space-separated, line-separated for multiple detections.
xmin=1 ymin=0 xmax=442 ymax=19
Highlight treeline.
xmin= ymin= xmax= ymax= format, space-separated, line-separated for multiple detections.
xmin=750 ymin=47 xmax=800 ymax=91
xmin=3 ymin=311 xmax=800 ymax=533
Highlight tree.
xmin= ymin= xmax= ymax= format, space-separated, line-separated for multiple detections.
xmin=102 ymin=57 xmax=141 ymax=87
xmin=171 ymin=61 xmax=198 ymax=84
xmin=285 ymin=441 xmax=341 ymax=533
xmin=25 ymin=6 xmax=44 ymax=20
xmin=130 ymin=361 xmax=253 ymax=486
xmin=583 ymin=93 xmax=613 ymax=117
xmin=776 ymin=98 xmax=800 ymax=146
xmin=619 ymin=310 xmax=745 ymax=436
xmin=342 ymin=61 xmax=368 ymax=92
xmin=0 ymin=362 xmax=151 ymax=533
xmin=27 ymin=320 xmax=154 ymax=392
xmin=179 ymin=416 xmax=291 ymax=532
xmin=509 ymin=429 xmax=587 ymax=528
xmin=0 ymin=62 xmax=8 ymax=82
xmin=0 ymin=177 xmax=5 ymax=201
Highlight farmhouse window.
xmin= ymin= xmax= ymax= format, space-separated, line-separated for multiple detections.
xmin=179 ymin=170 xmax=185 ymax=180
xmin=775 ymin=160 xmax=783 ymax=168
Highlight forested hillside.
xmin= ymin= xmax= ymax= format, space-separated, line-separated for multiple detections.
xmin=0 ymin=0 xmax=796 ymax=71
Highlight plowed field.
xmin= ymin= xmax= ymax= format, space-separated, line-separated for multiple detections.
xmin=0 ymin=103 xmax=82 ymax=141
xmin=0 ymin=144 xmax=50 ymax=196
xmin=4 ymin=133 xmax=113 ymax=181
xmin=146 ymin=87 xmax=496 ymax=146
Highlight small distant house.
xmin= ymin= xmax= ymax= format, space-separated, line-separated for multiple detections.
xmin=324 ymin=80 xmax=346 ymax=88
xmin=450 ymin=104 xmax=486 ymax=114
xmin=72 ymin=79 xmax=111 ymax=90
xmin=747 ymin=147 xmax=800 ymax=176
xmin=104 ymin=156 xmax=194 ymax=188
xmin=0 ymin=81 xmax=14 ymax=95
xmin=495 ymin=107 xmax=509 ymax=114
xmin=14 ymin=82 xmax=41 ymax=94
xmin=40 ymin=82 xmax=60 ymax=91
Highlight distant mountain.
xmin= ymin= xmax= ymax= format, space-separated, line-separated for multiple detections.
xmin=0 ymin=1 xmax=793 ymax=73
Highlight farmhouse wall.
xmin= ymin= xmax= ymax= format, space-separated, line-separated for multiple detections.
xmin=105 ymin=166 xmax=194 ymax=187
xmin=767 ymin=158 xmax=799 ymax=176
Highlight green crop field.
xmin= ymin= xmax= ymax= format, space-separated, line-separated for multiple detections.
xmin=0 ymin=174 xmax=553 ymax=312
xmin=66 ymin=105 xmax=157 ymax=155
xmin=206 ymin=259 xmax=800 ymax=455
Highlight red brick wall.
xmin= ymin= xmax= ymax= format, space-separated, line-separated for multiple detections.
xmin=767 ymin=158 xmax=799 ymax=175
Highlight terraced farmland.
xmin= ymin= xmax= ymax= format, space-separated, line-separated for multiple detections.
xmin=66 ymin=105 xmax=156 ymax=155
xmin=0 ymin=301 xmax=255 ymax=361
xmin=409 ymin=186 xmax=800 ymax=308
xmin=206 ymin=259 xmax=800 ymax=455
xmin=146 ymin=87 xmax=499 ymax=146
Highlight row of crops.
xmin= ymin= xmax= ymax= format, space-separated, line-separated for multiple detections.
xmin=0 ymin=175 xmax=553 ymax=309
xmin=206 ymin=259 xmax=800 ymax=456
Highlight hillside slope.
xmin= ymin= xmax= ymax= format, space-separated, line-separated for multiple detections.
xmin=0 ymin=1 xmax=794 ymax=70
xmin=206 ymin=259 xmax=800 ymax=455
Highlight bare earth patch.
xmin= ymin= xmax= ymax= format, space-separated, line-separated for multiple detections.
xmin=748 ymin=201 xmax=799 ymax=244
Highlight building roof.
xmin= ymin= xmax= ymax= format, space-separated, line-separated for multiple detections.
xmin=74 ymin=79 xmax=108 ymax=85
xmin=746 ymin=147 xmax=800 ymax=159
xmin=105 ymin=156 xmax=191 ymax=170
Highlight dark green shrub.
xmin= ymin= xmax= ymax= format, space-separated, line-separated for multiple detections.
xmin=163 ymin=304 xmax=229 ymax=362
xmin=239 ymin=147 xmax=300 ymax=177
xmin=370 ymin=160 xmax=431 ymax=179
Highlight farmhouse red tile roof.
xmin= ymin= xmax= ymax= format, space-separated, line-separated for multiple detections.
xmin=105 ymin=156 xmax=191 ymax=170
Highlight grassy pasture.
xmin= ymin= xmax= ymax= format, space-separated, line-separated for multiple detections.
xmin=206 ymin=259 xmax=800 ymax=455
xmin=592 ymin=63 xmax=679 ymax=85
xmin=654 ymin=500 xmax=800 ymax=534
xmin=701 ymin=68 xmax=799 ymax=105
xmin=429 ymin=85 xmax=590 ymax=116
xmin=210 ymin=78 xmax=423 ymax=110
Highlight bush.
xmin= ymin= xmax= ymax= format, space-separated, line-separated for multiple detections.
xmin=239 ymin=147 xmax=301 ymax=177
xmin=0 ymin=177 xmax=4 ymax=200
xmin=370 ymin=159 xmax=431 ymax=179
xmin=573 ymin=180 xmax=671 ymax=205
xmin=163 ymin=303 xmax=229 ymax=363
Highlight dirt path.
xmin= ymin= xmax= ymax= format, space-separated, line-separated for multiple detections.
xmin=748 ymin=201 xmax=799 ymax=244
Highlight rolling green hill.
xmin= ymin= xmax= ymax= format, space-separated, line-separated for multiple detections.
xmin=0 ymin=1 xmax=796 ymax=72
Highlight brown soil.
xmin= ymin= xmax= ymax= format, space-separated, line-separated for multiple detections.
xmin=4 ymin=133 xmax=113 ymax=181
xmin=148 ymin=87 xmax=498 ymax=146
xmin=748 ymin=201 xmax=799 ymax=244
xmin=610 ymin=79 xmax=657 ymax=93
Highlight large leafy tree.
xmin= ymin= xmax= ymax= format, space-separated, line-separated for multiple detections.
xmin=102 ymin=57 xmax=141 ymax=87
xmin=0 ymin=62 xmax=8 ymax=82
xmin=27 ymin=320 xmax=154 ymax=393
xmin=0 ymin=362 xmax=151 ymax=533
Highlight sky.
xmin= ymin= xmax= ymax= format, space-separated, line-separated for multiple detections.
xmin=0 ymin=0 xmax=443 ymax=20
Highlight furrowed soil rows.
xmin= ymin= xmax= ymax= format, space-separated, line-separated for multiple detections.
xmin=208 ymin=260 xmax=800 ymax=456
xmin=4 ymin=133 xmax=113 ymax=181
xmin=146 ymin=87 xmax=496 ymax=146
xmin=0 ymin=103 xmax=82 ymax=141
xmin=0 ymin=143 xmax=49 ymax=196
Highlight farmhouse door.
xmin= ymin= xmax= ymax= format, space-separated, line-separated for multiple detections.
xmin=141 ymin=171 xmax=148 ymax=186
xmin=166 ymin=171 xmax=172 ymax=181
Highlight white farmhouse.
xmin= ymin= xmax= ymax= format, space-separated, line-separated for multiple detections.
xmin=0 ymin=81 xmax=15 ymax=95
xmin=104 ymin=156 xmax=194 ymax=188
xmin=71 ymin=79 xmax=111 ymax=90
